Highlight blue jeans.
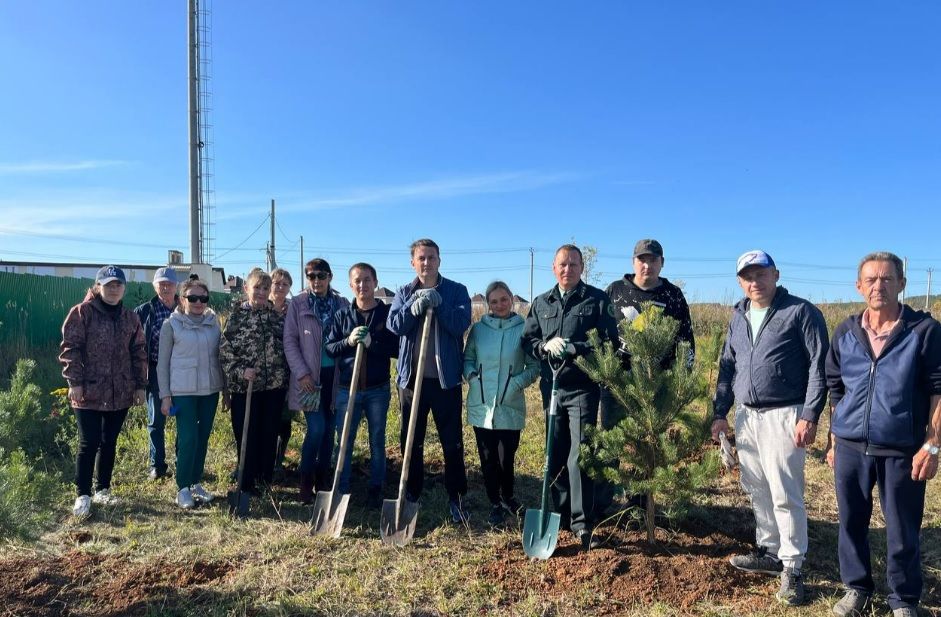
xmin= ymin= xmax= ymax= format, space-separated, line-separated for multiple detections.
xmin=146 ymin=384 xmax=168 ymax=473
xmin=334 ymin=384 xmax=391 ymax=494
xmin=300 ymin=367 xmax=335 ymax=487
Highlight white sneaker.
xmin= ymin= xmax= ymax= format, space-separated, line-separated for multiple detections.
xmin=92 ymin=488 xmax=118 ymax=506
xmin=177 ymin=487 xmax=195 ymax=509
xmin=190 ymin=484 xmax=213 ymax=504
xmin=73 ymin=495 xmax=91 ymax=519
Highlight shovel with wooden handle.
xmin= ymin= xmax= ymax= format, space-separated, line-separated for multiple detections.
xmin=310 ymin=341 xmax=366 ymax=537
xmin=227 ymin=379 xmax=254 ymax=518
xmin=380 ymin=307 xmax=434 ymax=546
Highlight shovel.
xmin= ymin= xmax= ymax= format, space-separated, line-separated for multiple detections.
xmin=522 ymin=358 xmax=565 ymax=559
xmin=311 ymin=341 xmax=366 ymax=537
xmin=380 ymin=307 xmax=434 ymax=546
xmin=227 ymin=379 xmax=254 ymax=518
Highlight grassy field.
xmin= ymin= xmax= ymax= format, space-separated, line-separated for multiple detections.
xmin=2 ymin=301 xmax=941 ymax=615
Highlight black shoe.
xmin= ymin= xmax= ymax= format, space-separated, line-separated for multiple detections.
xmin=576 ymin=529 xmax=600 ymax=551
xmin=366 ymin=489 xmax=384 ymax=510
xmin=729 ymin=546 xmax=784 ymax=576
xmin=488 ymin=504 xmax=505 ymax=526
xmin=500 ymin=497 xmax=524 ymax=518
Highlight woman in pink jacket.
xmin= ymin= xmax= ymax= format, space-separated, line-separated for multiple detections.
xmin=283 ymin=258 xmax=349 ymax=503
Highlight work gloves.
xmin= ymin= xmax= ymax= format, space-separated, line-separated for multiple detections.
xmin=410 ymin=288 xmax=442 ymax=316
xmin=346 ymin=325 xmax=371 ymax=348
xmin=299 ymin=389 xmax=321 ymax=412
xmin=544 ymin=337 xmax=574 ymax=359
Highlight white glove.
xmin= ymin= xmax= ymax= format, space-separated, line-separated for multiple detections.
xmin=415 ymin=288 xmax=442 ymax=307
xmin=347 ymin=326 xmax=370 ymax=347
xmin=544 ymin=337 xmax=571 ymax=359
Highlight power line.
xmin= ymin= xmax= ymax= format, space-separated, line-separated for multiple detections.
xmin=215 ymin=214 xmax=270 ymax=260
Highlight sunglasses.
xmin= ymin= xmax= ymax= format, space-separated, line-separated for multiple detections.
xmin=185 ymin=295 xmax=210 ymax=304
xmin=306 ymin=271 xmax=330 ymax=281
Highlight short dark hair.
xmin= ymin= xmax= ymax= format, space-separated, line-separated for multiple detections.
xmin=410 ymin=238 xmax=440 ymax=257
xmin=554 ymin=244 xmax=583 ymax=262
xmin=305 ymin=258 xmax=332 ymax=275
xmin=858 ymin=252 xmax=905 ymax=280
xmin=348 ymin=262 xmax=377 ymax=281
xmin=179 ymin=278 xmax=209 ymax=298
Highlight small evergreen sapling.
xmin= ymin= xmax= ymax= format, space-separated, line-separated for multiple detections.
xmin=576 ymin=304 xmax=718 ymax=543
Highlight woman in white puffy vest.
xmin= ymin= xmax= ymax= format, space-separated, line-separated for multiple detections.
xmin=463 ymin=281 xmax=539 ymax=525
xmin=157 ymin=278 xmax=224 ymax=509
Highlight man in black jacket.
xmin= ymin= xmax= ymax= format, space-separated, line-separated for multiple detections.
xmin=522 ymin=244 xmax=619 ymax=550
xmin=134 ymin=266 xmax=179 ymax=480
xmin=324 ymin=263 xmax=399 ymax=509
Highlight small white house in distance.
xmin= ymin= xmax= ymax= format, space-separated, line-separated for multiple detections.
xmin=0 ymin=250 xmax=227 ymax=292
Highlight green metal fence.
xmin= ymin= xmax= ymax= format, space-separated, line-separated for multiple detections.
xmin=0 ymin=271 xmax=232 ymax=348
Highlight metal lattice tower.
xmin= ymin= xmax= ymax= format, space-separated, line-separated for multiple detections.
xmin=188 ymin=0 xmax=215 ymax=264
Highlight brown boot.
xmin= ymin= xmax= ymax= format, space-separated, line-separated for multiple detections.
xmin=299 ymin=473 xmax=314 ymax=505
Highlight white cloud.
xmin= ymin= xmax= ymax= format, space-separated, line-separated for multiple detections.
xmin=0 ymin=160 xmax=131 ymax=174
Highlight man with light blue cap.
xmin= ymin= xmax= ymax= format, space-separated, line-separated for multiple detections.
xmin=711 ymin=250 xmax=829 ymax=606
xmin=134 ymin=266 xmax=180 ymax=480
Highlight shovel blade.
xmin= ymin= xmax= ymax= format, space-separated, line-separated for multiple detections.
xmin=310 ymin=491 xmax=350 ymax=538
xmin=379 ymin=498 xmax=419 ymax=546
xmin=522 ymin=508 xmax=561 ymax=560
xmin=226 ymin=490 xmax=250 ymax=519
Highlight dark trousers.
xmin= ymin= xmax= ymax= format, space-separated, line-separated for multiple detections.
xmin=74 ymin=407 xmax=129 ymax=496
xmin=399 ymin=379 xmax=467 ymax=500
xmin=473 ymin=426 xmax=520 ymax=504
xmin=231 ymin=388 xmax=286 ymax=491
xmin=594 ymin=387 xmax=627 ymax=516
xmin=835 ymin=441 xmax=926 ymax=610
xmin=541 ymin=381 xmax=599 ymax=533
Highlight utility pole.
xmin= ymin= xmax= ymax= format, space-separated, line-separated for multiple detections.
xmin=187 ymin=0 xmax=201 ymax=264
xmin=299 ymin=235 xmax=304 ymax=292
xmin=529 ymin=247 xmax=534 ymax=308
xmin=267 ymin=199 xmax=277 ymax=270
xmin=927 ymin=268 xmax=934 ymax=310
xmin=901 ymin=257 xmax=908 ymax=304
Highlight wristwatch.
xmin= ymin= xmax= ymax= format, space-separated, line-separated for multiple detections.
xmin=921 ymin=443 xmax=940 ymax=456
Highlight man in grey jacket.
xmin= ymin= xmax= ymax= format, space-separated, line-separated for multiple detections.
xmin=711 ymin=250 xmax=829 ymax=606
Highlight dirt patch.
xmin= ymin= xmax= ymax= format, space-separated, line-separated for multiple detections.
xmin=0 ymin=551 xmax=234 ymax=616
xmin=481 ymin=520 xmax=774 ymax=614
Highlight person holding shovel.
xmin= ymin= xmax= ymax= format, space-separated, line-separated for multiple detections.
xmin=324 ymin=263 xmax=399 ymax=509
xmin=464 ymin=281 xmax=540 ymax=526
xmin=60 ymin=265 xmax=148 ymax=519
xmin=522 ymin=244 xmax=619 ymax=551
xmin=387 ymin=238 xmax=472 ymax=524
xmin=220 ymin=268 xmax=289 ymax=496
xmin=284 ymin=258 xmax=350 ymax=504
xmin=157 ymin=277 xmax=223 ymax=509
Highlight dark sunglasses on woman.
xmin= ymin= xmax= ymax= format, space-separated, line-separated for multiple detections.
xmin=185 ymin=295 xmax=210 ymax=303
xmin=306 ymin=271 xmax=330 ymax=281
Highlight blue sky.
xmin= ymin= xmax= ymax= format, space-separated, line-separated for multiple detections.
xmin=1 ymin=2 xmax=938 ymax=303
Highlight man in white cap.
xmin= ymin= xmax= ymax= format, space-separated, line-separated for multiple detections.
xmin=711 ymin=250 xmax=829 ymax=606
xmin=134 ymin=267 xmax=179 ymax=480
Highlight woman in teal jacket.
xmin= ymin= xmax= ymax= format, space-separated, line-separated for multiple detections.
xmin=463 ymin=281 xmax=539 ymax=525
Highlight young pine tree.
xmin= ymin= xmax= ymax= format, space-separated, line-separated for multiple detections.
xmin=577 ymin=304 xmax=718 ymax=543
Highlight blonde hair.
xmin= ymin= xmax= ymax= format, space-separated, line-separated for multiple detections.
xmin=270 ymin=267 xmax=293 ymax=286
xmin=246 ymin=268 xmax=272 ymax=288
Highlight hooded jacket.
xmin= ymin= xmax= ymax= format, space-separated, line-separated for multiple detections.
xmin=59 ymin=290 xmax=148 ymax=411
xmin=387 ymin=276 xmax=472 ymax=390
xmin=324 ymin=300 xmax=398 ymax=390
xmin=713 ymin=287 xmax=829 ymax=422
xmin=463 ymin=313 xmax=540 ymax=430
xmin=219 ymin=301 xmax=288 ymax=394
xmin=156 ymin=310 xmax=224 ymax=399
xmin=826 ymin=305 xmax=941 ymax=454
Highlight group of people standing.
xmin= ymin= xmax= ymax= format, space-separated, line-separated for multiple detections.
xmin=57 ymin=240 xmax=941 ymax=617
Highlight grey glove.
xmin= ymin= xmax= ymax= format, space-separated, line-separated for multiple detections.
xmin=415 ymin=288 xmax=442 ymax=307
xmin=544 ymin=337 xmax=573 ymax=359
xmin=299 ymin=389 xmax=322 ymax=412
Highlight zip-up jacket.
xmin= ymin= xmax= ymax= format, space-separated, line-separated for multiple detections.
xmin=826 ymin=305 xmax=941 ymax=454
xmin=604 ymin=274 xmax=695 ymax=369
xmin=157 ymin=310 xmax=224 ymax=399
xmin=713 ymin=287 xmax=829 ymax=422
xmin=60 ymin=291 xmax=148 ymax=411
xmin=387 ymin=275 xmax=472 ymax=390
xmin=522 ymin=281 xmax=620 ymax=392
xmin=324 ymin=300 xmax=399 ymax=390
xmin=463 ymin=313 xmax=540 ymax=430
xmin=283 ymin=290 xmax=350 ymax=410
xmin=219 ymin=301 xmax=288 ymax=394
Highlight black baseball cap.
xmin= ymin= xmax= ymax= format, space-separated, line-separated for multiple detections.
xmin=633 ymin=239 xmax=663 ymax=258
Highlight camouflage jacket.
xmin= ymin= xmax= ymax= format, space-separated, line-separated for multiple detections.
xmin=59 ymin=291 xmax=148 ymax=411
xmin=219 ymin=302 xmax=288 ymax=393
